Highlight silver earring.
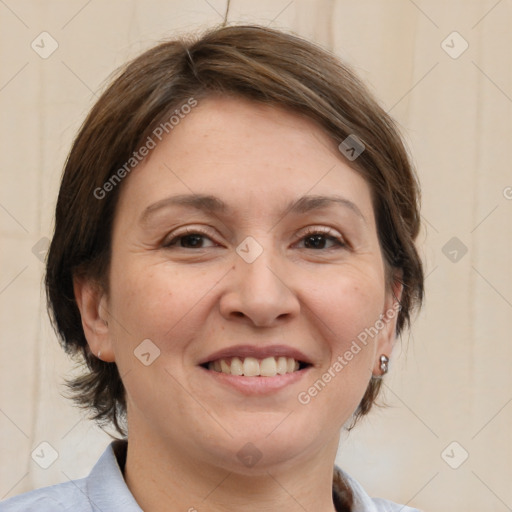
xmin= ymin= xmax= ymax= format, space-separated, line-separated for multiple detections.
xmin=97 ymin=350 xmax=102 ymax=360
xmin=379 ymin=354 xmax=389 ymax=375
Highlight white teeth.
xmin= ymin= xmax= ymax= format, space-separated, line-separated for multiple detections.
xmin=260 ymin=357 xmax=277 ymax=376
xmin=230 ymin=357 xmax=243 ymax=375
xmin=276 ymin=356 xmax=288 ymax=375
xmin=243 ymin=357 xmax=260 ymax=376
xmin=207 ymin=356 xmax=303 ymax=376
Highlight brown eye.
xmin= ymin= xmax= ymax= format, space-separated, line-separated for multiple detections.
xmin=303 ymin=234 xmax=331 ymax=249
xmin=178 ymin=234 xmax=207 ymax=248
xmin=296 ymin=228 xmax=346 ymax=250
xmin=163 ymin=229 xmax=218 ymax=249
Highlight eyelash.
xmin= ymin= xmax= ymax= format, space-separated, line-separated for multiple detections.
xmin=163 ymin=228 xmax=218 ymax=249
xmin=163 ymin=226 xmax=347 ymax=250
xmin=297 ymin=226 xmax=347 ymax=250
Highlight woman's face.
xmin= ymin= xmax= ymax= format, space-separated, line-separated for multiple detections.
xmin=83 ymin=96 xmax=399 ymax=471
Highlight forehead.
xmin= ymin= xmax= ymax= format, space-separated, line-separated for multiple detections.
xmin=114 ymin=96 xmax=375 ymax=226
xmin=166 ymin=95 xmax=341 ymax=165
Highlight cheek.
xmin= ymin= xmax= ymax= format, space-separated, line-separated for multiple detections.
xmin=107 ymin=261 xmax=220 ymax=351
xmin=111 ymin=268 xmax=172 ymax=333
xmin=297 ymin=271 xmax=384 ymax=423
xmin=303 ymin=263 xmax=387 ymax=399
xmin=310 ymin=266 xmax=385 ymax=341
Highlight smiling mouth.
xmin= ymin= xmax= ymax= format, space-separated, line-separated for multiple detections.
xmin=201 ymin=356 xmax=311 ymax=377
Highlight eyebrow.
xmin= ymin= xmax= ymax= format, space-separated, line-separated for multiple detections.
xmin=140 ymin=193 xmax=366 ymax=224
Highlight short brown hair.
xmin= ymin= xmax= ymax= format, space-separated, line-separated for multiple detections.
xmin=45 ymin=24 xmax=423 ymax=435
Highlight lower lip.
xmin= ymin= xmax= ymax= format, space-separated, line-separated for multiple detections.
xmin=199 ymin=366 xmax=310 ymax=395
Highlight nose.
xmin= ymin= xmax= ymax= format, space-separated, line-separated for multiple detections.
xmin=219 ymin=248 xmax=300 ymax=327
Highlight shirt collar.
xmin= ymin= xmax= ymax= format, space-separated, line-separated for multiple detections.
xmin=86 ymin=441 xmax=382 ymax=512
xmin=86 ymin=440 xmax=142 ymax=511
xmin=334 ymin=466 xmax=381 ymax=512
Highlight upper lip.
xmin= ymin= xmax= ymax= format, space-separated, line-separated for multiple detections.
xmin=198 ymin=344 xmax=312 ymax=366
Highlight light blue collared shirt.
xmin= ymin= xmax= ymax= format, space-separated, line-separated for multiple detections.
xmin=0 ymin=441 xmax=421 ymax=511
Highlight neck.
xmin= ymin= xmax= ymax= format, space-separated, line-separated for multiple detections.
xmin=124 ymin=427 xmax=340 ymax=512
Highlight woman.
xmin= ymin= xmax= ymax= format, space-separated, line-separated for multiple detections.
xmin=2 ymin=24 xmax=424 ymax=511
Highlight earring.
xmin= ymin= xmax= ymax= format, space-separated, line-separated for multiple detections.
xmin=379 ymin=354 xmax=389 ymax=375
xmin=97 ymin=350 xmax=102 ymax=360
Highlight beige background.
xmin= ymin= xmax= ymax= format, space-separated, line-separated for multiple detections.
xmin=1 ymin=1 xmax=511 ymax=510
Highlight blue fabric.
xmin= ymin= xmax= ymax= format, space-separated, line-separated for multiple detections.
xmin=1 ymin=442 xmax=141 ymax=512
xmin=0 ymin=441 xmax=421 ymax=511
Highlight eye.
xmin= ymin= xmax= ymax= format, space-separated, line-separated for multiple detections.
xmin=295 ymin=227 xmax=346 ymax=250
xmin=163 ymin=228 xmax=218 ymax=249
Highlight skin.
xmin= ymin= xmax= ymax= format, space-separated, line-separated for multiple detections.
xmin=75 ymin=96 xmax=402 ymax=512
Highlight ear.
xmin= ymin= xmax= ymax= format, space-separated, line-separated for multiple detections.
xmin=73 ymin=275 xmax=115 ymax=362
xmin=372 ymin=275 xmax=403 ymax=377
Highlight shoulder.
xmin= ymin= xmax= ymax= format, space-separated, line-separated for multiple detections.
xmin=0 ymin=479 xmax=89 ymax=512
xmin=0 ymin=440 xmax=138 ymax=512
xmin=334 ymin=466 xmax=422 ymax=512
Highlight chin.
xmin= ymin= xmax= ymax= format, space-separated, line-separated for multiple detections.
xmin=198 ymin=417 xmax=324 ymax=474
